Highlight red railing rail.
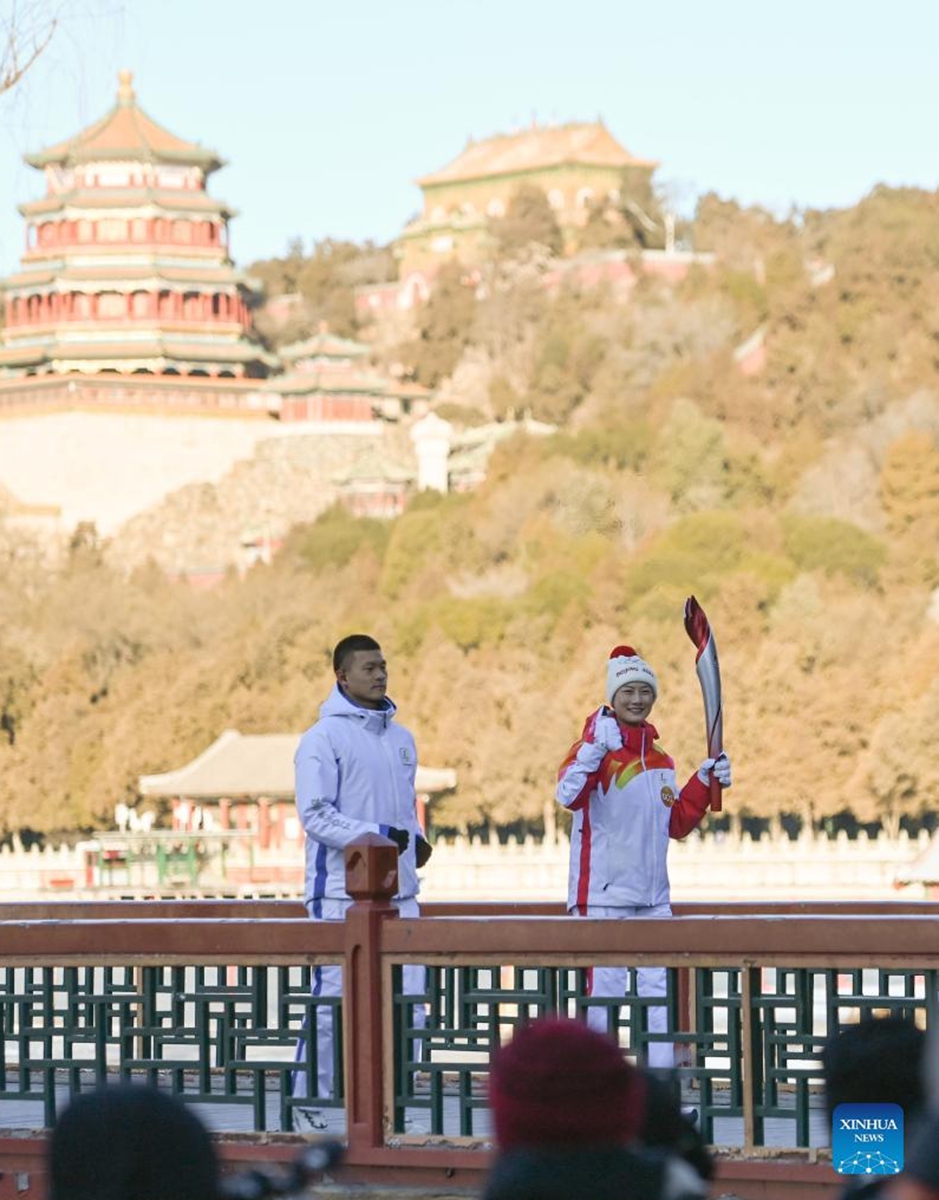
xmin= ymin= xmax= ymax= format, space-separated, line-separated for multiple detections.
xmin=2 ymin=837 xmax=938 ymax=1200
xmin=3 ymin=899 xmax=937 ymax=921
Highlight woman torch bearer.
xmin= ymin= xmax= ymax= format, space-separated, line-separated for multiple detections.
xmin=555 ymin=624 xmax=733 ymax=1069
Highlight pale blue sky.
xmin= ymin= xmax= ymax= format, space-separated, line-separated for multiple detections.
xmin=1 ymin=0 xmax=937 ymax=273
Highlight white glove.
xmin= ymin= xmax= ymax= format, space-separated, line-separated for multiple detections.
xmin=576 ymin=740 xmax=605 ymax=770
xmin=697 ymin=752 xmax=732 ymax=788
xmin=575 ymin=712 xmax=623 ymax=770
xmin=592 ymin=713 xmax=623 ymax=754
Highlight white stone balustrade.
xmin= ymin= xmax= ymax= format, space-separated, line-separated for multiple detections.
xmin=0 ymin=828 xmax=933 ymax=902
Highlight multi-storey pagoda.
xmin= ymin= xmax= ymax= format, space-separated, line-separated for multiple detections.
xmin=270 ymin=325 xmax=429 ymax=423
xmin=0 ymin=70 xmax=272 ymax=412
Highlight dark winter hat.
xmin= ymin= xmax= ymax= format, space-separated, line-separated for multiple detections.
xmin=488 ymin=1017 xmax=647 ymax=1151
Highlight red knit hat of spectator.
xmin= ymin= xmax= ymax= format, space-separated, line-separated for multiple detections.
xmin=488 ymin=1017 xmax=647 ymax=1151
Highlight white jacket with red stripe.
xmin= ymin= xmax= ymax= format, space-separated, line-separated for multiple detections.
xmin=556 ymin=707 xmax=710 ymax=911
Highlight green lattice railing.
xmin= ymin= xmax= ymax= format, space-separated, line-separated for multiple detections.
xmin=1 ymin=882 xmax=938 ymax=1163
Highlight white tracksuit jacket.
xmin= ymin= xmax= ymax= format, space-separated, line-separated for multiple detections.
xmin=294 ymin=684 xmax=421 ymax=911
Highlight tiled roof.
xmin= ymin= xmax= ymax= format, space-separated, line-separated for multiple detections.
xmin=139 ymin=730 xmax=456 ymax=798
xmin=331 ymin=445 xmax=415 ymax=485
xmin=279 ymin=329 xmax=369 ymax=364
xmin=27 ymin=71 xmax=223 ymax=172
xmin=450 ymin=415 xmax=555 ymax=450
xmin=448 ymin=416 xmax=556 ymax=473
xmin=3 ymin=264 xmax=243 ymax=288
xmin=160 ymin=340 xmax=274 ymax=364
xmin=0 ymin=336 xmax=271 ymax=367
xmin=0 ymin=345 xmax=45 ymax=367
xmin=0 ymin=371 xmax=260 ymax=395
xmin=268 ymin=367 xmax=392 ymax=396
xmin=20 ymin=189 xmax=234 ymax=217
xmin=417 ymin=121 xmax=655 ymax=187
xmin=385 ymin=380 xmax=431 ymax=400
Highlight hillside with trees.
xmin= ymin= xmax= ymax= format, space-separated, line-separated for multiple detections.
xmin=3 ymin=185 xmax=939 ymax=842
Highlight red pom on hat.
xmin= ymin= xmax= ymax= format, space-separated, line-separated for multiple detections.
xmin=488 ymin=1017 xmax=647 ymax=1151
xmin=609 ymin=645 xmax=637 ymax=659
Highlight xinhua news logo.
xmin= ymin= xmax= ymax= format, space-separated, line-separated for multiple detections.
xmin=832 ymin=1103 xmax=904 ymax=1176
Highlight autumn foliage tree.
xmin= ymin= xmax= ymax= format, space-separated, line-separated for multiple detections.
xmin=4 ymin=187 xmax=939 ymax=840
xmin=490 ymin=184 xmax=564 ymax=259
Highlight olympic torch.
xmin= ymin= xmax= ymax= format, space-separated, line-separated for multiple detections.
xmin=683 ymin=595 xmax=724 ymax=813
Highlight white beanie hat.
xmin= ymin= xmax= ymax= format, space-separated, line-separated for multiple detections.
xmin=606 ymin=644 xmax=658 ymax=705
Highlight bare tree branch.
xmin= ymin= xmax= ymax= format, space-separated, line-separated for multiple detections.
xmin=1 ymin=2 xmax=58 ymax=98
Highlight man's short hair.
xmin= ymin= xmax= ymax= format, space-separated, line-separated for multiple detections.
xmin=333 ymin=634 xmax=381 ymax=674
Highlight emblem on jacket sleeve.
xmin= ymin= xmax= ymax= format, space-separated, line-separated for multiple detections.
xmin=399 ymin=746 xmax=414 ymax=765
xmin=660 ymin=785 xmax=677 ymax=807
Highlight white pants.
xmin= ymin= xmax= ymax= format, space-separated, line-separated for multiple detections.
xmin=580 ymin=902 xmax=674 ymax=1070
xmin=293 ymin=896 xmax=426 ymax=1100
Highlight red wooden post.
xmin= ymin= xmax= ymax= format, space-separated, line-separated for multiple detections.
xmin=257 ymin=797 xmax=271 ymax=850
xmin=676 ymin=965 xmax=693 ymax=1069
xmin=343 ymin=833 xmax=399 ymax=1159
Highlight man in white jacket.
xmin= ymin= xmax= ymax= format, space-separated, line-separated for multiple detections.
xmin=292 ymin=633 xmax=431 ymax=1129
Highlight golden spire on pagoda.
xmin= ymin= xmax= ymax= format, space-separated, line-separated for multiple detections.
xmin=117 ymin=69 xmax=135 ymax=106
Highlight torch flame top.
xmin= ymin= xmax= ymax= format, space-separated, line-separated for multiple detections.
xmin=683 ymin=595 xmax=712 ymax=660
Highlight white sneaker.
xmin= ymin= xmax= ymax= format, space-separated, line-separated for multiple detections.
xmin=293 ymin=1106 xmax=329 ymax=1132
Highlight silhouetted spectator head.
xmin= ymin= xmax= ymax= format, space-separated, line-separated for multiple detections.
xmin=482 ymin=1144 xmax=706 ymax=1200
xmin=485 ymin=1018 xmax=710 ymax=1200
xmin=639 ymin=1069 xmax=714 ymax=1182
xmin=49 ymin=1085 xmax=219 ymax=1200
xmin=822 ymin=1017 xmax=926 ymax=1121
xmin=488 ymin=1016 xmax=647 ymax=1151
xmin=897 ymin=1115 xmax=939 ymax=1200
